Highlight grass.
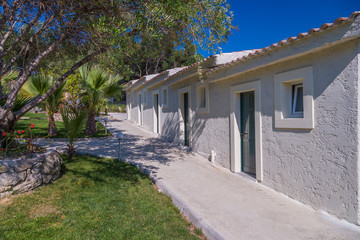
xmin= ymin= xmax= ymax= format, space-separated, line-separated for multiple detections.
xmin=0 ymin=155 xmax=205 ymax=239
xmin=15 ymin=112 xmax=110 ymax=138
xmin=100 ymin=103 xmax=126 ymax=113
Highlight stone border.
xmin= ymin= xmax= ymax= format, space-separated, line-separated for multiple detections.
xmin=0 ymin=150 xmax=62 ymax=198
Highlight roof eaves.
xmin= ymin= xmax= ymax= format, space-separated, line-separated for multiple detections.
xmin=207 ymin=11 xmax=360 ymax=76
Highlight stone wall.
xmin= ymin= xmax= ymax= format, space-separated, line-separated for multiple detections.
xmin=0 ymin=150 xmax=62 ymax=198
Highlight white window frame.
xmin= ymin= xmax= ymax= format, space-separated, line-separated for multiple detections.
xmin=196 ymin=82 xmax=209 ymax=114
xmin=274 ymin=66 xmax=314 ymax=129
xmin=152 ymin=89 xmax=161 ymax=134
xmin=138 ymin=93 xmax=143 ymax=126
xmin=178 ymin=85 xmax=192 ymax=146
xmin=126 ymin=93 xmax=131 ymax=120
xmin=162 ymin=86 xmax=168 ymax=109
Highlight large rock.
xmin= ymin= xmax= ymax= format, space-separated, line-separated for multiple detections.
xmin=0 ymin=150 xmax=62 ymax=197
xmin=0 ymin=165 xmax=10 ymax=173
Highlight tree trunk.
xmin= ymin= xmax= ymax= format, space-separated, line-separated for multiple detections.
xmin=48 ymin=113 xmax=58 ymax=136
xmin=67 ymin=143 xmax=76 ymax=160
xmin=85 ymin=109 xmax=97 ymax=136
xmin=0 ymin=112 xmax=16 ymax=148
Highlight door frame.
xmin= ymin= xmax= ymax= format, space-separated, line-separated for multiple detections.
xmin=178 ymin=86 xmax=192 ymax=147
xmin=230 ymin=81 xmax=263 ymax=181
xmin=127 ymin=93 xmax=131 ymax=120
xmin=152 ymin=89 xmax=160 ymax=134
xmin=138 ymin=93 xmax=143 ymax=126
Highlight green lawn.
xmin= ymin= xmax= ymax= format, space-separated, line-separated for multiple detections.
xmin=100 ymin=103 xmax=126 ymax=113
xmin=0 ymin=155 xmax=204 ymax=239
xmin=15 ymin=112 xmax=110 ymax=138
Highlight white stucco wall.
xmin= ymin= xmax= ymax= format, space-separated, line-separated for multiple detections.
xmin=127 ymin=91 xmax=138 ymax=124
xmin=141 ymin=92 xmax=153 ymax=132
xmin=160 ymin=85 xmax=180 ymax=142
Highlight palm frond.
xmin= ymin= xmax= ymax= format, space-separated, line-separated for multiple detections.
xmin=60 ymin=106 xmax=87 ymax=145
xmin=102 ymin=80 xmax=122 ymax=97
xmin=0 ymin=96 xmax=32 ymax=112
xmin=88 ymin=68 xmax=108 ymax=90
xmin=21 ymin=74 xmax=65 ymax=114
xmin=79 ymin=64 xmax=90 ymax=82
xmin=21 ymin=75 xmax=49 ymax=97
xmin=1 ymin=70 xmax=19 ymax=83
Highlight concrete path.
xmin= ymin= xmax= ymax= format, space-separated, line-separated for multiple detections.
xmin=39 ymin=113 xmax=360 ymax=240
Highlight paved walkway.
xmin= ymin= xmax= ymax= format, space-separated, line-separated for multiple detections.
xmin=39 ymin=113 xmax=360 ymax=240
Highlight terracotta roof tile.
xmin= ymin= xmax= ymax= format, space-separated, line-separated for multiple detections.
xmin=320 ymin=23 xmax=333 ymax=30
xmin=334 ymin=17 xmax=348 ymax=24
xmin=287 ymin=36 xmax=297 ymax=42
xmin=308 ymin=28 xmax=320 ymax=34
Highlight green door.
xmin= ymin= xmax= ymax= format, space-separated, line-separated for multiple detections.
xmin=183 ymin=92 xmax=189 ymax=146
xmin=240 ymin=91 xmax=256 ymax=175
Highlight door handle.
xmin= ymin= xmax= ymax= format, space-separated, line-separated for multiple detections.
xmin=240 ymin=132 xmax=248 ymax=137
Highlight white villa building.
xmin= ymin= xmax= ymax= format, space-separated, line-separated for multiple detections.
xmin=126 ymin=12 xmax=360 ymax=225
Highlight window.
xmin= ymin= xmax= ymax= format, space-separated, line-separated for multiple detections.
xmin=291 ymin=84 xmax=303 ymax=117
xmin=143 ymin=90 xmax=147 ymax=106
xmin=274 ymin=66 xmax=314 ymax=129
xmin=196 ymin=83 xmax=209 ymax=114
xmin=162 ymin=87 xmax=168 ymax=108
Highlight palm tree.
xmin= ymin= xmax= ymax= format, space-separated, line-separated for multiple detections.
xmin=79 ymin=65 xmax=122 ymax=135
xmin=22 ymin=75 xmax=65 ymax=136
xmin=60 ymin=105 xmax=87 ymax=159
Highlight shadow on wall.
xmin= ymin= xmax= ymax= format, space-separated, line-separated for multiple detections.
xmin=191 ymin=115 xmax=208 ymax=151
xmin=160 ymin=112 xmax=180 ymax=143
xmin=160 ymin=107 xmax=212 ymax=161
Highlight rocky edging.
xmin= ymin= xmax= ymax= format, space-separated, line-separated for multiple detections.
xmin=0 ymin=150 xmax=62 ymax=198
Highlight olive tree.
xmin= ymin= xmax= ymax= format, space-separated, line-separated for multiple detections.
xmin=0 ymin=0 xmax=234 ymax=137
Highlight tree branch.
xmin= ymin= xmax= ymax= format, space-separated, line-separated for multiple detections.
xmin=3 ymin=32 xmax=67 ymax=111
xmin=0 ymin=8 xmax=45 ymax=58
xmin=15 ymin=48 xmax=107 ymax=118
xmin=0 ymin=0 xmax=23 ymax=48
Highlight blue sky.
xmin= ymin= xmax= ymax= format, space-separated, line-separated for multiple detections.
xmin=199 ymin=0 xmax=359 ymax=57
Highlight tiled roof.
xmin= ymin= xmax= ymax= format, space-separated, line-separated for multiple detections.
xmin=165 ymin=55 xmax=216 ymax=82
xmin=126 ymin=73 xmax=163 ymax=91
xmin=207 ymin=11 xmax=360 ymax=75
xmin=126 ymin=67 xmax=187 ymax=91
xmin=144 ymin=67 xmax=186 ymax=87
